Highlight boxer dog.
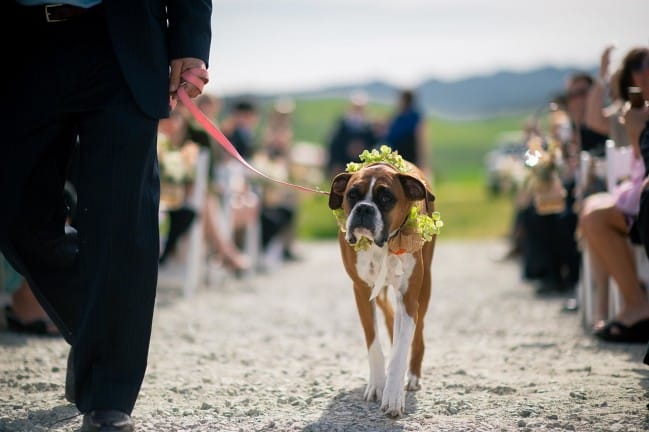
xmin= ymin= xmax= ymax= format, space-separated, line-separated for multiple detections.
xmin=328 ymin=153 xmax=438 ymax=417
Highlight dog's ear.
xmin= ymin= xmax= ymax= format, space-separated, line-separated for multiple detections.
xmin=328 ymin=172 xmax=352 ymax=209
xmin=397 ymin=173 xmax=434 ymax=202
xmin=426 ymin=189 xmax=436 ymax=203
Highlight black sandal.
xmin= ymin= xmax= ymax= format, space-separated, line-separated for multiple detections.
xmin=4 ymin=305 xmax=60 ymax=337
xmin=594 ymin=318 xmax=649 ymax=343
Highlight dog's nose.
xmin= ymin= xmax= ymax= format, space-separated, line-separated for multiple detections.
xmin=355 ymin=203 xmax=375 ymax=218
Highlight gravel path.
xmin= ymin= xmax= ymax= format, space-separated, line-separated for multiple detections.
xmin=1 ymin=239 xmax=649 ymax=432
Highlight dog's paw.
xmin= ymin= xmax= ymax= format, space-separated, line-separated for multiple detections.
xmin=405 ymin=372 xmax=421 ymax=391
xmin=380 ymin=383 xmax=405 ymax=417
xmin=364 ymin=376 xmax=385 ymax=402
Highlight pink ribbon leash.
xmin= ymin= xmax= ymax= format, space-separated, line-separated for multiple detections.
xmin=175 ymin=68 xmax=329 ymax=196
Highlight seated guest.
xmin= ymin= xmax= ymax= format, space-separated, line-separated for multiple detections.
xmin=518 ymin=106 xmax=580 ymax=295
xmin=584 ymin=46 xmax=649 ymax=342
xmin=158 ymin=107 xmax=254 ymax=272
xmin=157 ymin=109 xmax=200 ymax=264
xmin=632 ymin=66 xmax=649 ymax=362
xmin=254 ymin=98 xmax=300 ymax=262
xmin=566 ymin=72 xmax=610 ymax=157
xmin=222 ymin=99 xmax=260 ymax=160
xmin=2 ymin=163 xmax=80 ymax=337
xmin=2 ymin=253 xmax=59 ymax=336
xmin=584 ymin=45 xmax=629 ymax=148
xmin=202 ymin=194 xmax=255 ymax=272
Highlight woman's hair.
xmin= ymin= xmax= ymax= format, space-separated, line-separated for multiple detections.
xmin=617 ymin=47 xmax=649 ymax=101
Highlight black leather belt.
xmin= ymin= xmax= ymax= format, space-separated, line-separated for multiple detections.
xmin=43 ymin=4 xmax=92 ymax=23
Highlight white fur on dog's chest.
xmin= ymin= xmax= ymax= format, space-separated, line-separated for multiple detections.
xmin=355 ymin=246 xmax=416 ymax=295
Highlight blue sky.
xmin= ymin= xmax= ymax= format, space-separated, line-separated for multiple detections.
xmin=207 ymin=0 xmax=649 ymax=95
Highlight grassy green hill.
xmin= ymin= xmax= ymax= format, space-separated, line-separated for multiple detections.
xmin=257 ymin=98 xmax=528 ymax=240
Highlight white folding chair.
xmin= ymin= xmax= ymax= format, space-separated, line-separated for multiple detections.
xmin=182 ymin=149 xmax=211 ymax=297
xmin=577 ymin=150 xmax=596 ymax=328
xmin=605 ymin=139 xmax=632 ymax=193
xmin=215 ymin=159 xmax=261 ymax=278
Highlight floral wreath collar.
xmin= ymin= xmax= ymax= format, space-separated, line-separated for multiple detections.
xmin=333 ymin=146 xmax=443 ymax=253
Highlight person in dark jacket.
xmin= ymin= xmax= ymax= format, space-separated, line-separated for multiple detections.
xmin=384 ymin=89 xmax=428 ymax=172
xmin=1 ymin=1 xmax=212 ymax=430
xmin=225 ymin=99 xmax=259 ymax=160
xmin=326 ymin=92 xmax=379 ymax=177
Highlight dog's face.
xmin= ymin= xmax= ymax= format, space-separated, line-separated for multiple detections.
xmin=328 ymin=163 xmax=433 ymax=248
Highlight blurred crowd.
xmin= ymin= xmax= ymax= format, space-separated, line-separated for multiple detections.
xmin=156 ymin=95 xmax=302 ymax=274
xmin=495 ymin=44 xmax=649 ymax=343
xmin=325 ymin=89 xmax=429 ymax=180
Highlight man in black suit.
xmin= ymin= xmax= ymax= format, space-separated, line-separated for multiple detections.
xmin=2 ymin=1 xmax=212 ymax=431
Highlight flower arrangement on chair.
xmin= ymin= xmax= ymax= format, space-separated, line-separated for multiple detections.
xmin=157 ymin=135 xmax=200 ymax=209
xmin=523 ymin=135 xmax=567 ymax=215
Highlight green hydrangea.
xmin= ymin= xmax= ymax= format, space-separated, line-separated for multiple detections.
xmin=345 ymin=145 xmax=411 ymax=173
xmin=332 ymin=208 xmax=347 ymax=232
xmin=409 ymin=209 xmax=444 ymax=241
xmin=354 ymin=236 xmax=373 ymax=252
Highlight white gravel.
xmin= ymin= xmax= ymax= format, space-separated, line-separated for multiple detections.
xmin=1 ymin=239 xmax=648 ymax=432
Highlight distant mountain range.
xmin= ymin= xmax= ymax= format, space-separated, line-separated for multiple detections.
xmin=228 ymin=65 xmax=599 ymax=120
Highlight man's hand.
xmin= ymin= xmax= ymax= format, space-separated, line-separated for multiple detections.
xmin=169 ymin=58 xmax=208 ymax=99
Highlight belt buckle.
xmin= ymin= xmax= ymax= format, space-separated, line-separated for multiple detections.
xmin=45 ymin=4 xmax=66 ymax=23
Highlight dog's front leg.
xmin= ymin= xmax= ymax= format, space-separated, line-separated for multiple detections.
xmin=352 ymin=282 xmax=386 ymax=401
xmin=381 ymin=294 xmax=416 ymax=417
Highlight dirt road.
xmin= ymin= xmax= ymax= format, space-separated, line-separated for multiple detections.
xmin=1 ymin=239 xmax=648 ymax=431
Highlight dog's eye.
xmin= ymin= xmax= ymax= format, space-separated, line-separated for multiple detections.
xmin=377 ymin=190 xmax=395 ymax=208
xmin=347 ymin=189 xmax=361 ymax=202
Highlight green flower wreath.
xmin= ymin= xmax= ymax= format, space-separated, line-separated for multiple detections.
xmin=345 ymin=145 xmax=411 ymax=174
xmin=333 ymin=145 xmax=443 ymax=251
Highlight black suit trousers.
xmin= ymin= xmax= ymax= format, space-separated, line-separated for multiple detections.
xmin=1 ymin=6 xmax=160 ymax=415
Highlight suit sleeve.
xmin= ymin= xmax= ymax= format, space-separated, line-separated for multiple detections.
xmin=166 ymin=0 xmax=213 ymax=67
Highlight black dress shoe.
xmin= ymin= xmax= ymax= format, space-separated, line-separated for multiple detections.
xmin=64 ymin=347 xmax=75 ymax=404
xmin=81 ymin=410 xmax=134 ymax=432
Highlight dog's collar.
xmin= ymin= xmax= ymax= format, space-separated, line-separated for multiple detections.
xmin=386 ymin=214 xmax=411 ymax=255
xmin=388 ymin=209 xmax=412 ymax=241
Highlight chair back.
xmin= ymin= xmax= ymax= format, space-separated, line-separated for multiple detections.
xmin=605 ymin=139 xmax=633 ymax=193
xmin=183 ymin=149 xmax=211 ymax=297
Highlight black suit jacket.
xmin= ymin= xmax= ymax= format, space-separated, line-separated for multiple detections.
xmin=103 ymin=0 xmax=212 ymax=118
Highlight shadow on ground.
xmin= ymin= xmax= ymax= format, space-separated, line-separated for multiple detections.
xmin=0 ymin=404 xmax=80 ymax=432
xmin=301 ymin=386 xmax=418 ymax=432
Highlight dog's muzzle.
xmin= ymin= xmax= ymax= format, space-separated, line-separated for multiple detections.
xmin=346 ymin=202 xmax=386 ymax=246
